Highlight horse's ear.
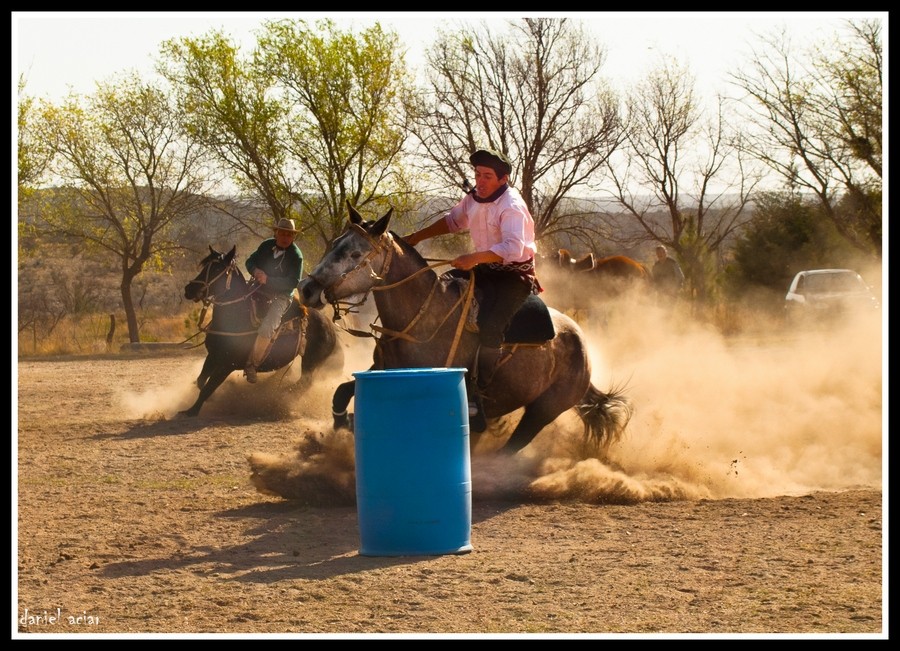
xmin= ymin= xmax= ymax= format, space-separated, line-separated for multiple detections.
xmin=370 ymin=208 xmax=393 ymax=237
xmin=209 ymin=245 xmax=217 ymax=256
xmin=347 ymin=200 xmax=363 ymax=226
xmin=225 ymin=246 xmax=236 ymax=262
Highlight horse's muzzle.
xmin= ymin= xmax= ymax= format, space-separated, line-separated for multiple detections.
xmin=298 ymin=277 xmax=327 ymax=308
xmin=184 ymin=285 xmax=201 ymax=302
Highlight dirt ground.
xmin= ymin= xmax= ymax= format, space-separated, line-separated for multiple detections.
xmin=15 ymin=329 xmax=884 ymax=639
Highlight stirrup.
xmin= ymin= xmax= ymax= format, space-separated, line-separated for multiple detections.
xmin=467 ymin=344 xmax=487 ymax=432
xmin=468 ymin=396 xmax=487 ymax=433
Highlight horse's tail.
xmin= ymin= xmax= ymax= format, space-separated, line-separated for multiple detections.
xmin=576 ymin=383 xmax=633 ymax=454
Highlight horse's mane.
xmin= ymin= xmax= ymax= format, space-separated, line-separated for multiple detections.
xmin=390 ymin=230 xmax=430 ymax=267
xmin=202 ymin=246 xmax=248 ymax=285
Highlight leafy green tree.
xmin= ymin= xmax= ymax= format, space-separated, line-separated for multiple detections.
xmin=17 ymin=76 xmax=52 ymax=192
xmin=17 ymin=75 xmax=54 ymax=257
xmin=409 ymin=17 xmax=626 ymax=249
xmin=725 ymin=191 xmax=863 ymax=296
xmin=158 ymin=29 xmax=294 ymax=238
xmin=159 ymin=19 xmax=416 ymax=249
xmin=731 ymin=19 xmax=882 ymax=257
xmin=32 ymin=74 xmax=213 ymax=343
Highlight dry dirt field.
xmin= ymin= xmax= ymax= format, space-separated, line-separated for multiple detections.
xmin=15 ymin=306 xmax=885 ymax=639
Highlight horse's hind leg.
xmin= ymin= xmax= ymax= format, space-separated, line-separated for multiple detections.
xmin=499 ymin=399 xmax=565 ymax=455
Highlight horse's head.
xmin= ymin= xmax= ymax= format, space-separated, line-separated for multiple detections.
xmin=299 ymin=202 xmax=394 ymax=309
xmin=557 ymin=249 xmax=595 ymax=272
xmin=184 ymin=245 xmax=239 ymax=302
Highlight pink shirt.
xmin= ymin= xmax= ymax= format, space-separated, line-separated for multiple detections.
xmin=444 ymin=187 xmax=537 ymax=264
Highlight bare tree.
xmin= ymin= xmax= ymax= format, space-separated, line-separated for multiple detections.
xmin=409 ymin=17 xmax=626 ymax=249
xmin=33 ymin=74 xmax=213 ymax=343
xmin=607 ymin=60 xmax=761 ymax=302
xmin=730 ymin=19 xmax=882 ymax=257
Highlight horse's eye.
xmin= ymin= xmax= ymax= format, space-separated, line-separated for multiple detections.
xmin=351 ymin=251 xmax=363 ymax=261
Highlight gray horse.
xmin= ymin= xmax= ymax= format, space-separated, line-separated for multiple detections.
xmin=299 ymin=203 xmax=632 ymax=457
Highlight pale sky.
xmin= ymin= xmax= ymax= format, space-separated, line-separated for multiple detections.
xmin=13 ymin=11 xmax=883 ymax=104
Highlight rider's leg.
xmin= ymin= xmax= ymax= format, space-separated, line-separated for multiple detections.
xmin=475 ymin=270 xmax=531 ymax=348
xmin=244 ymin=294 xmax=290 ymax=383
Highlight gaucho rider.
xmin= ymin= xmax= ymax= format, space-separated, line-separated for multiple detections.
xmin=404 ymin=148 xmax=542 ymax=431
xmin=243 ymin=218 xmax=304 ymax=383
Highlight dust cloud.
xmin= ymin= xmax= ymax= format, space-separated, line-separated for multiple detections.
xmin=197 ymin=274 xmax=884 ymax=505
xmin=526 ymin=291 xmax=883 ymax=502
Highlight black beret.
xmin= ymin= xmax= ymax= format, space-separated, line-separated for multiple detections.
xmin=469 ymin=149 xmax=512 ymax=178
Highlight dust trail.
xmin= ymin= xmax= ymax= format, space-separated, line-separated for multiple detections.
xmin=248 ymin=274 xmax=883 ymax=503
xmin=526 ymin=269 xmax=883 ymax=502
xmin=116 ymin=348 xmax=335 ymax=421
xmin=118 ymin=358 xmax=208 ymax=419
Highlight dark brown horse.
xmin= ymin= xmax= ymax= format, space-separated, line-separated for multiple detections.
xmin=298 ymin=204 xmax=632 ymax=457
xmin=180 ymin=245 xmax=345 ymax=417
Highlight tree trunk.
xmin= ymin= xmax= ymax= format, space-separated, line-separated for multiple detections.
xmin=121 ymin=280 xmax=140 ymax=343
xmin=106 ymin=314 xmax=116 ymax=351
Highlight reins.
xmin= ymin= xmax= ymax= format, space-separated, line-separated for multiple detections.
xmin=189 ymin=257 xmax=264 ymax=339
xmin=323 ymin=225 xmax=477 ymax=367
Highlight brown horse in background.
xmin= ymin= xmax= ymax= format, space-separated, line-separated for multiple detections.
xmin=540 ymin=249 xmax=651 ymax=317
xmin=556 ymin=249 xmax=651 ymax=286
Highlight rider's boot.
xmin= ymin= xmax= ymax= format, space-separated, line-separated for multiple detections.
xmin=244 ymin=335 xmax=271 ymax=384
xmin=467 ymin=387 xmax=487 ymax=433
xmin=466 ymin=346 xmax=488 ymax=433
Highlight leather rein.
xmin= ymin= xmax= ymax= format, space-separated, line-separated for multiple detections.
xmin=188 ymin=257 xmax=263 ymax=337
xmin=325 ymin=223 xmax=476 ymax=367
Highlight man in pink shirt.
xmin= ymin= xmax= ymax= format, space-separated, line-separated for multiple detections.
xmin=405 ymin=148 xmax=542 ymax=349
xmin=405 ymin=149 xmax=543 ymax=431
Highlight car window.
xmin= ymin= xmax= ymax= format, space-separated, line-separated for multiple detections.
xmin=804 ymin=272 xmax=863 ymax=293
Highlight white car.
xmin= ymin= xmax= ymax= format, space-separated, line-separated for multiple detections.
xmin=784 ymin=269 xmax=879 ymax=322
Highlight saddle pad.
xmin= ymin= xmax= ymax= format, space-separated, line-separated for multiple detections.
xmin=502 ymin=295 xmax=555 ymax=344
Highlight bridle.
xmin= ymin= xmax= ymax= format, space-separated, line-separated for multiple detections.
xmin=317 ymin=222 xmax=476 ymax=366
xmin=318 ymin=223 xmax=397 ymax=320
xmin=186 ymin=256 xmax=263 ymax=338
xmin=188 ymin=256 xmax=260 ymax=307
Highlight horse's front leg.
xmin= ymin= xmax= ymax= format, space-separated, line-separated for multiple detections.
xmin=179 ymin=367 xmax=233 ymax=418
xmin=332 ymin=379 xmax=356 ymax=431
xmin=195 ymin=354 xmax=215 ymax=390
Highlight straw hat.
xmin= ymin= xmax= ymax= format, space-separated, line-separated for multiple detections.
xmin=273 ymin=218 xmax=299 ymax=234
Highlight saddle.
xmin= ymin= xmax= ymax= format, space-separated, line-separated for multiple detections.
xmin=445 ymin=274 xmax=555 ymax=346
xmin=249 ymin=293 xmax=309 ymax=353
xmin=501 ymin=294 xmax=555 ymax=344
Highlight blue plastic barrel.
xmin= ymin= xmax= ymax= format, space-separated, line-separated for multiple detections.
xmin=352 ymin=367 xmax=473 ymax=556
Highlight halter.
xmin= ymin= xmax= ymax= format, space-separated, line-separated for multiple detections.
xmin=323 ymin=223 xmax=396 ymax=320
xmin=319 ymin=222 xmax=477 ymax=367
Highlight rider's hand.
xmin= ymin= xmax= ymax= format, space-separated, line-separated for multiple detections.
xmin=253 ymin=269 xmax=267 ymax=284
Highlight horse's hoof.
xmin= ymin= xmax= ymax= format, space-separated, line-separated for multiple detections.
xmin=177 ymin=409 xmax=198 ymax=418
xmin=333 ymin=412 xmax=354 ymax=432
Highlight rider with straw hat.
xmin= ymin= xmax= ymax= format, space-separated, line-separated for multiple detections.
xmin=243 ymin=218 xmax=304 ymax=383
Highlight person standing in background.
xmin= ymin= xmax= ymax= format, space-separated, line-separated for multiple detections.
xmin=652 ymin=244 xmax=684 ymax=304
